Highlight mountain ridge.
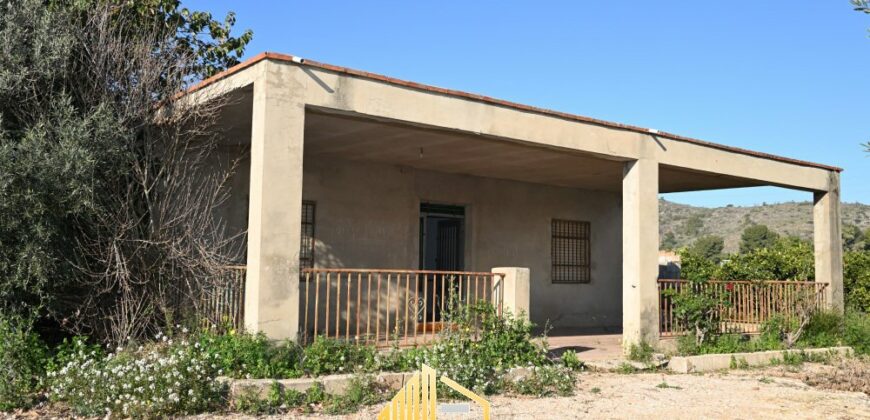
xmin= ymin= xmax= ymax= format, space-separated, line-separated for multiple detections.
xmin=659 ymin=199 xmax=870 ymax=253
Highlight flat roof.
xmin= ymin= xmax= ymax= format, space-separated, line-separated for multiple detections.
xmin=188 ymin=52 xmax=842 ymax=173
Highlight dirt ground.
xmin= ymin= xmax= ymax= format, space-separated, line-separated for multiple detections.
xmin=206 ymin=360 xmax=870 ymax=420
xmin=7 ymin=360 xmax=868 ymax=419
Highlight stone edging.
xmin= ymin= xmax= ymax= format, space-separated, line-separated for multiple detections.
xmin=218 ymin=371 xmax=417 ymax=399
xmin=668 ymin=346 xmax=853 ymax=373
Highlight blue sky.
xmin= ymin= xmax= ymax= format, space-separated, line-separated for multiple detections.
xmin=188 ymin=1 xmax=870 ymax=207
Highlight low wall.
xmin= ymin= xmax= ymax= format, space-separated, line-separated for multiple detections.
xmin=220 ymin=371 xmax=417 ymax=400
xmin=668 ymin=346 xmax=853 ymax=373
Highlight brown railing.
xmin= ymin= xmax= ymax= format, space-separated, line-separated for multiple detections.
xmin=200 ymin=265 xmax=246 ymax=331
xmin=300 ymin=268 xmax=505 ymax=347
xmin=658 ymin=279 xmax=828 ymax=337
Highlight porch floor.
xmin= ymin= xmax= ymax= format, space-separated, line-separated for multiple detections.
xmin=546 ymin=328 xmax=623 ymax=361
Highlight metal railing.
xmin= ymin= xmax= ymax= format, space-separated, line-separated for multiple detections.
xmin=300 ymin=268 xmax=505 ymax=347
xmin=200 ymin=265 xmax=246 ymax=331
xmin=658 ymin=279 xmax=828 ymax=337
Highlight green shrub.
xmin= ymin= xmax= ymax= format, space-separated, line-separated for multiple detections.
xmin=843 ymin=310 xmax=869 ymax=355
xmin=323 ymin=374 xmax=385 ymax=415
xmin=798 ymin=311 xmax=844 ymax=348
xmin=46 ymin=332 xmax=224 ymax=417
xmin=376 ymin=345 xmax=426 ymax=372
xmin=844 ymin=251 xmax=870 ymax=311
xmin=677 ymin=332 xmax=781 ymax=356
xmin=197 ymin=330 xmax=302 ymax=379
xmin=0 ymin=317 xmax=48 ymax=411
xmin=664 ymin=283 xmax=729 ymax=346
xmin=560 ymin=349 xmax=584 ymax=371
xmin=234 ymin=376 xmax=383 ymax=416
xmin=423 ymin=302 xmax=550 ymax=395
xmin=302 ymin=337 xmax=377 ymax=377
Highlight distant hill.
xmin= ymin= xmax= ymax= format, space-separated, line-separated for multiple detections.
xmin=659 ymin=199 xmax=870 ymax=253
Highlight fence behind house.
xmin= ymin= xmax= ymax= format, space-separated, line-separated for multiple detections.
xmin=658 ymin=279 xmax=828 ymax=337
xmin=200 ymin=265 xmax=246 ymax=331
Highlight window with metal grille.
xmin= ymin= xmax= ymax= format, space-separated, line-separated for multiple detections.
xmin=551 ymin=219 xmax=591 ymax=284
xmin=300 ymin=201 xmax=316 ymax=269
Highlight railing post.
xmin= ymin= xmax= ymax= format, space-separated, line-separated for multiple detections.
xmin=492 ymin=267 xmax=530 ymax=320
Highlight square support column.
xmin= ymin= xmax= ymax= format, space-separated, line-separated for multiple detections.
xmin=813 ymin=172 xmax=844 ymax=312
xmin=622 ymin=159 xmax=660 ymax=350
xmin=492 ymin=267 xmax=530 ymax=320
xmin=245 ymin=62 xmax=305 ymax=340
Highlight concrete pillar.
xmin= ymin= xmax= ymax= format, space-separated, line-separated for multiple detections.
xmin=492 ymin=267 xmax=530 ymax=320
xmin=813 ymin=172 xmax=844 ymax=312
xmin=622 ymin=159 xmax=660 ymax=350
xmin=244 ymin=61 xmax=305 ymax=340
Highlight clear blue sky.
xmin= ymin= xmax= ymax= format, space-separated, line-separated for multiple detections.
xmin=188 ymin=1 xmax=870 ymax=207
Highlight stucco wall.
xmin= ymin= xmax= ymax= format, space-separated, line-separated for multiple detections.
xmin=301 ymin=157 xmax=623 ymax=329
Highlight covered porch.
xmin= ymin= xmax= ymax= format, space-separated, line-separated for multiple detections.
xmin=195 ymin=53 xmax=844 ymax=350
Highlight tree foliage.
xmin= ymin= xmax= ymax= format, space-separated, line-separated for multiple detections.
xmin=739 ymin=224 xmax=780 ymax=254
xmin=845 ymin=251 xmax=870 ymax=311
xmin=0 ymin=0 xmax=251 ymax=342
xmin=660 ymin=231 xmax=678 ymax=251
xmin=680 ymin=237 xmax=870 ymax=312
xmin=689 ymin=235 xmax=725 ymax=263
xmin=842 ymin=224 xmax=869 ymax=251
xmin=681 ymin=214 xmax=704 ymax=236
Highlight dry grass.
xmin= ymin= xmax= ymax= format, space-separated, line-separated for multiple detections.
xmin=799 ymin=357 xmax=870 ymax=395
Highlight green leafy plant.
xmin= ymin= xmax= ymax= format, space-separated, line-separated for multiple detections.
xmin=233 ymin=376 xmax=384 ymax=416
xmin=506 ymin=365 xmax=575 ymax=397
xmin=615 ymin=363 xmax=638 ymax=374
xmin=628 ymin=341 xmax=654 ymax=363
xmin=844 ymin=251 xmax=870 ymax=311
xmin=323 ymin=374 xmax=385 ymax=415
xmin=423 ymin=301 xmax=550 ymax=395
xmin=197 ymin=330 xmax=302 ymax=379
xmin=560 ymin=349 xmax=585 ymax=371
xmin=665 ymin=284 xmax=729 ymax=346
xmin=0 ymin=316 xmax=48 ymax=411
xmin=302 ymin=337 xmax=377 ymax=377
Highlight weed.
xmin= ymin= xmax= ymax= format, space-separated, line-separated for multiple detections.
xmin=506 ymin=365 xmax=576 ymax=397
xmin=628 ymin=341 xmax=654 ymax=363
xmin=656 ymin=381 xmax=682 ymax=390
xmin=615 ymin=362 xmax=638 ymax=374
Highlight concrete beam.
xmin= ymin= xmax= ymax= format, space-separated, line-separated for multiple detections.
xmin=622 ymin=159 xmax=660 ymax=350
xmin=493 ymin=267 xmax=530 ymax=320
xmin=244 ymin=61 xmax=306 ymax=340
xmin=813 ymin=171 xmax=845 ymax=312
xmin=291 ymin=63 xmax=833 ymax=192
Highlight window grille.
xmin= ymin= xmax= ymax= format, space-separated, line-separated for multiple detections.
xmin=300 ymin=201 xmax=316 ymax=269
xmin=551 ymin=219 xmax=591 ymax=283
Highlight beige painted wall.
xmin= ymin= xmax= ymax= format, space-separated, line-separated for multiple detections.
xmin=300 ymin=157 xmax=623 ymax=329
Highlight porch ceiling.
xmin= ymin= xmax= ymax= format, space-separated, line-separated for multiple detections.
xmin=303 ymin=110 xmax=767 ymax=193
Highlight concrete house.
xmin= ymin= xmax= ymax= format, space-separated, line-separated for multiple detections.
xmin=191 ymin=52 xmax=844 ymax=349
